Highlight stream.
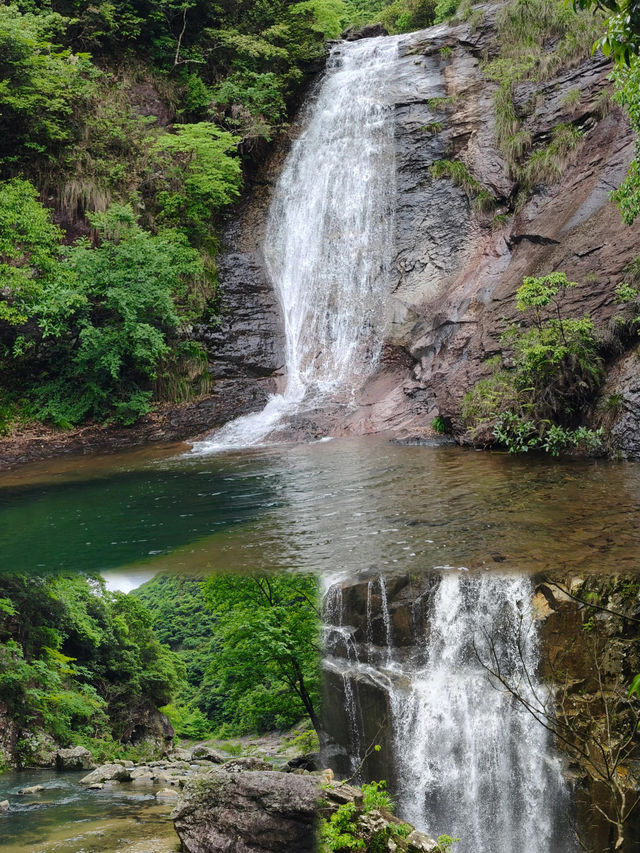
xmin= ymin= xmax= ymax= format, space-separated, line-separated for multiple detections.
xmin=0 ymin=770 xmax=178 ymax=853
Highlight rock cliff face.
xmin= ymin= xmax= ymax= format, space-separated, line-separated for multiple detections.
xmin=208 ymin=6 xmax=640 ymax=450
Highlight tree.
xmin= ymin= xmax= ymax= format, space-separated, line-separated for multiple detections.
xmin=0 ymin=573 xmax=185 ymax=754
xmin=0 ymin=6 xmax=97 ymax=167
xmin=1 ymin=199 xmax=204 ymax=427
xmin=149 ymin=122 xmax=242 ymax=245
xmin=202 ymin=574 xmax=323 ymax=740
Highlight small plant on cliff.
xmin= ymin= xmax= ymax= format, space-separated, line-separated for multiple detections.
xmin=431 ymin=415 xmax=447 ymax=434
xmin=430 ymin=159 xmax=496 ymax=211
xmin=461 ymin=272 xmax=605 ymax=454
xmin=319 ymin=802 xmax=365 ymax=851
xmin=318 ymin=780 xmax=430 ymax=852
xmin=436 ymin=836 xmax=461 ymax=852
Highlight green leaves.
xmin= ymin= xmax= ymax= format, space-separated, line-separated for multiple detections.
xmin=463 ymin=272 xmax=605 ymax=455
xmin=0 ymin=573 xmax=184 ymax=751
xmin=201 ymin=574 xmax=321 ymax=734
xmin=0 ymin=6 xmax=98 ymax=166
xmin=150 ymin=123 xmax=242 ymax=244
xmin=0 ymin=190 xmax=205 ymax=427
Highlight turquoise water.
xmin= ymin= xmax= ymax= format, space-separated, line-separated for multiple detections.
xmin=1 ymin=437 xmax=640 ymax=578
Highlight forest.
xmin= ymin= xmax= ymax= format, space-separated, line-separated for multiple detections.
xmin=0 ymin=571 xmax=320 ymax=765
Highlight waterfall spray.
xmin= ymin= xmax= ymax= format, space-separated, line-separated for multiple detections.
xmin=323 ymin=573 xmax=574 ymax=853
xmin=192 ymin=37 xmax=397 ymax=452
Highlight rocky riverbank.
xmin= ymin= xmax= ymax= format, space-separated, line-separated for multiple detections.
xmin=1 ymin=741 xmax=445 ymax=852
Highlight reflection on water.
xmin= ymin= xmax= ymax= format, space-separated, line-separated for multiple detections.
xmin=1 ymin=437 xmax=640 ymax=576
xmin=0 ymin=769 xmax=179 ymax=853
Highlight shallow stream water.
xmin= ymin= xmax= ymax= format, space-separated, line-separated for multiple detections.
xmin=0 ymin=769 xmax=178 ymax=853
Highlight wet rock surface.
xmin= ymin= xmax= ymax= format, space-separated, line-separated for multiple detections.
xmin=197 ymin=10 xmax=640 ymax=446
xmin=341 ymin=23 xmax=389 ymax=40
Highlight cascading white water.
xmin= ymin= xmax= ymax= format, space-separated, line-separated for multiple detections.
xmin=192 ymin=37 xmax=398 ymax=452
xmin=323 ymin=573 xmax=574 ymax=853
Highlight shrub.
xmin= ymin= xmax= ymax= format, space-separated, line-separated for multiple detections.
xmin=150 ymin=123 xmax=242 ymax=246
xmin=461 ymin=273 xmax=605 ymax=454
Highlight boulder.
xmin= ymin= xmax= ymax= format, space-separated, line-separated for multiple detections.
xmin=191 ymin=745 xmax=227 ymax=763
xmin=283 ymin=753 xmax=319 ymax=773
xmin=0 ymin=702 xmax=18 ymax=770
xmin=0 ymin=800 xmax=9 ymax=811
xmin=56 ymin=746 xmax=96 ymax=771
xmin=170 ymin=748 xmax=194 ymax=762
xmin=80 ymin=763 xmax=132 ymax=784
xmin=156 ymin=788 xmax=180 ymax=800
xmin=407 ymin=830 xmax=439 ymax=852
xmin=172 ymin=769 xmax=320 ymax=852
xmin=18 ymin=785 xmax=44 ymax=795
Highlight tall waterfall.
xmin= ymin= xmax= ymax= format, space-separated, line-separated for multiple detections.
xmin=193 ymin=37 xmax=398 ymax=452
xmin=323 ymin=573 xmax=574 ymax=853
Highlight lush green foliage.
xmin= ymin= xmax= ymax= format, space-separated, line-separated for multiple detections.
xmin=610 ymin=56 xmax=640 ymax=224
xmin=462 ymin=273 xmax=605 ymax=454
xmin=318 ymin=780 xmax=456 ymax=852
xmin=0 ymin=574 xmax=184 ymax=758
xmin=134 ymin=573 xmax=218 ymax=737
xmin=136 ymin=572 xmax=322 ymax=738
xmin=0 ymin=6 xmax=97 ymax=167
xmin=202 ymin=574 xmax=322 ymax=735
xmin=0 ymin=194 xmax=204 ymax=426
xmin=150 ymin=123 xmax=242 ymax=244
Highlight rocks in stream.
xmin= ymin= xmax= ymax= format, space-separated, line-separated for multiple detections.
xmin=190 ymin=745 xmax=227 ymax=763
xmin=80 ymin=763 xmax=133 ymax=784
xmin=56 ymin=746 xmax=96 ymax=771
xmin=18 ymin=785 xmax=45 ymax=795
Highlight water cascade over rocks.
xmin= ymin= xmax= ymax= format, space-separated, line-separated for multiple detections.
xmin=323 ymin=572 xmax=576 ymax=853
xmin=193 ymin=37 xmax=398 ymax=451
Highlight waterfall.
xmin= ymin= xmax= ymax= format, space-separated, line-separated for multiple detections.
xmin=192 ymin=36 xmax=397 ymax=452
xmin=323 ymin=573 xmax=574 ymax=853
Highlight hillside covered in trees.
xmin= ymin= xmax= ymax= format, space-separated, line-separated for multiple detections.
xmin=0 ymin=570 xmax=320 ymax=768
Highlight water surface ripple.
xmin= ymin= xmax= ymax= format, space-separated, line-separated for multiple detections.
xmin=1 ymin=438 xmax=639 ymax=577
